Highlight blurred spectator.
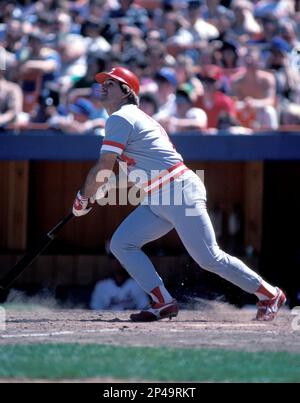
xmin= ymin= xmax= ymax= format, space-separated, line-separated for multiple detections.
xmin=174 ymin=54 xmax=203 ymax=98
xmin=231 ymin=47 xmax=278 ymax=129
xmin=231 ymin=0 xmax=262 ymax=41
xmin=254 ymin=0 xmax=295 ymax=19
xmin=52 ymin=34 xmax=87 ymax=97
xmin=68 ymin=82 xmax=109 ymax=120
xmin=198 ymin=46 xmax=216 ymax=66
xmin=214 ymin=112 xmax=253 ymax=134
xmin=186 ymin=0 xmax=219 ymax=42
xmin=153 ymin=67 xmax=177 ymax=121
xmin=107 ymin=0 xmax=149 ymax=32
xmin=0 ymin=71 xmax=23 ymax=129
xmin=27 ymin=94 xmax=56 ymax=125
xmin=278 ymin=18 xmax=300 ymax=49
xmin=144 ymin=44 xmax=168 ymax=77
xmin=16 ymin=31 xmax=61 ymax=115
xmin=139 ymin=92 xmax=160 ymax=116
xmin=196 ymin=65 xmax=236 ymax=128
xmin=255 ymin=14 xmax=279 ymax=45
xmin=174 ymin=55 xmax=195 ymax=85
xmin=217 ymin=40 xmax=240 ymax=69
xmin=266 ymin=37 xmax=299 ymax=106
xmin=0 ymin=19 xmax=22 ymax=81
xmin=90 ymin=264 xmax=149 ymax=311
xmin=0 ymin=2 xmax=22 ymax=23
xmin=202 ymin=0 xmax=234 ymax=27
xmin=48 ymin=97 xmax=105 ymax=135
xmin=88 ymin=0 xmax=112 ymax=22
xmin=36 ymin=13 xmax=57 ymax=40
xmin=1 ymin=0 xmax=299 ymax=136
xmin=161 ymin=11 xmax=194 ymax=57
xmin=18 ymin=31 xmax=61 ymax=82
xmin=3 ymin=18 xmax=23 ymax=55
xmin=54 ymin=10 xmax=73 ymax=44
xmin=73 ymin=55 xmax=109 ymax=90
xmin=145 ymin=28 xmax=162 ymax=49
xmin=213 ymin=11 xmax=236 ymax=43
xmin=214 ymin=40 xmax=245 ymax=94
xmin=161 ymin=85 xmax=207 ymax=133
xmin=281 ymin=102 xmax=300 ymax=126
xmin=81 ymin=18 xmax=111 ymax=56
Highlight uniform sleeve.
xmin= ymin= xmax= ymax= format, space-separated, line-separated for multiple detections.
xmin=101 ymin=115 xmax=133 ymax=155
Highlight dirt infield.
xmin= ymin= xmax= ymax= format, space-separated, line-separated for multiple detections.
xmin=1 ymin=301 xmax=299 ymax=352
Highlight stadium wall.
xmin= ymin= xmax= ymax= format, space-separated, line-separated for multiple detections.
xmin=0 ymin=132 xmax=299 ymax=300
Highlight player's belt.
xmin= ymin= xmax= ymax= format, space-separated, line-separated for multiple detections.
xmin=142 ymin=162 xmax=189 ymax=194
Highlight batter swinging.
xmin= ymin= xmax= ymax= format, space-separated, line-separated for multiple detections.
xmin=72 ymin=67 xmax=286 ymax=322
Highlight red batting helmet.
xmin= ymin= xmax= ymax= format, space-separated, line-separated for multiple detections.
xmin=95 ymin=67 xmax=140 ymax=95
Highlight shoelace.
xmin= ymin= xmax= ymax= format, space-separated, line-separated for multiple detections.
xmin=257 ymin=294 xmax=278 ymax=310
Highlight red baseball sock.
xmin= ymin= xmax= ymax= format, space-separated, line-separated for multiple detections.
xmin=255 ymin=280 xmax=277 ymax=301
xmin=150 ymin=286 xmax=173 ymax=304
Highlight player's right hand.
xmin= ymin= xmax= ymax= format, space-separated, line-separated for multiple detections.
xmin=72 ymin=191 xmax=92 ymax=217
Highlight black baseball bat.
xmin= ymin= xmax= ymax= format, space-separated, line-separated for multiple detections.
xmin=0 ymin=212 xmax=74 ymax=290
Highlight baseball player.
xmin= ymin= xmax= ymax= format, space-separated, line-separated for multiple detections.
xmin=72 ymin=67 xmax=286 ymax=322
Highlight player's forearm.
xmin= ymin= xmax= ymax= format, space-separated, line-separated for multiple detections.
xmin=80 ymin=154 xmax=117 ymax=198
xmin=80 ymin=165 xmax=108 ymax=199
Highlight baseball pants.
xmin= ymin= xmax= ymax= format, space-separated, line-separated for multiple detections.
xmin=110 ymin=171 xmax=262 ymax=295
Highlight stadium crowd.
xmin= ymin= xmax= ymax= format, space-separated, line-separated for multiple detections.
xmin=1 ymin=0 xmax=300 ymax=135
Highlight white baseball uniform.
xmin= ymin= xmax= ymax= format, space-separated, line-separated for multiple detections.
xmin=100 ymin=104 xmax=262 ymax=295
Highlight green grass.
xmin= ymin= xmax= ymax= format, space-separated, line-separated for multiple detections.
xmin=0 ymin=344 xmax=300 ymax=382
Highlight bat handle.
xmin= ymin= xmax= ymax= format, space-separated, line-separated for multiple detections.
xmin=47 ymin=212 xmax=74 ymax=238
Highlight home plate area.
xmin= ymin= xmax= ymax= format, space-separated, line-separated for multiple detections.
xmin=0 ymin=302 xmax=298 ymax=353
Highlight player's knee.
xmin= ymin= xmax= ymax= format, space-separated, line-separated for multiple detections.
xmin=110 ymin=231 xmax=126 ymax=258
xmin=199 ymin=257 xmax=219 ymax=272
xmin=110 ymin=229 xmax=138 ymax=258
xmin=197 ymin=246 xmax=227 ymax=272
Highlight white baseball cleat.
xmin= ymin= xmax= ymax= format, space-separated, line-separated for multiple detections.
xmin=256 ymin=287 xmax=287 ymax=321
xmin=130 ymin=299 xmax=179 ymax=322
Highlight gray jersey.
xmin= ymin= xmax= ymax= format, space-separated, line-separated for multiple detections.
xmin=100 ymin=105 xmax=186 ymax=190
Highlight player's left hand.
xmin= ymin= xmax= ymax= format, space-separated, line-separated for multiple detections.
xmin=72 ymin=191 xmax=93 ymax=217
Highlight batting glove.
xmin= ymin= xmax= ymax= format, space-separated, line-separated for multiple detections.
xmin=72 ymin=191 xmax=92 ymax=217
